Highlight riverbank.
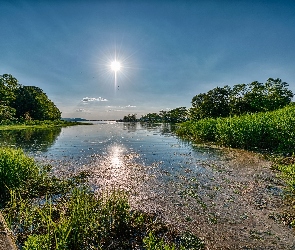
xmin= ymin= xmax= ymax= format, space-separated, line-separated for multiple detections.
xmin=0 ymin=212 xmax=17 ymax=250
xmin=0 ymin=120 xmax=92 ymax=130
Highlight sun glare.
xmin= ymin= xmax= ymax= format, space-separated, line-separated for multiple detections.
xmin=111 ymin=61 xmax=121 ymax=72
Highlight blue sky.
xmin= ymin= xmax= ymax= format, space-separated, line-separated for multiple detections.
xmin=1 ymin=0 xmax=295 ymax=119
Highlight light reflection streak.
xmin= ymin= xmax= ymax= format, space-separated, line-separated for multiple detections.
xmin=89 ymin=144 xmax=147 ymax=194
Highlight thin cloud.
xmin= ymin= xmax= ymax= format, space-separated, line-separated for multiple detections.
xmin=82 ymin=97 xmax=108 ymax=102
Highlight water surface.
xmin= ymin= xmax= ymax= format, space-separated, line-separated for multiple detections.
xmin=0 ymin=122 xmax=222 ymax=178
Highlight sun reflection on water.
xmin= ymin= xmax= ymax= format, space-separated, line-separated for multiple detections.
xmin=110 ymin=145 xmax=123 ymax=168
xmin=88 ymin=143 xmax=147 ymax=195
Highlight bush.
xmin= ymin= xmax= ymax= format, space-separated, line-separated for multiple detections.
xmin=0 ymin=147 xmax=40 ymax=198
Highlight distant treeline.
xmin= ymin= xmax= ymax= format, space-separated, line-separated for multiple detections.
xmin=0 ymin=74 xmax=61 ymax=123
xmin=123 ymin=78 xmax=293 ymax=123
xmin=122 ymin=107 xmax=188 ymax=123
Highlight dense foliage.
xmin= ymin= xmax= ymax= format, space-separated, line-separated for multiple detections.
xmin=0 ymin=74 xmax=61 ymax=122
xmin=176 ymin=104 xmax=295 ymax=155
xmin=124 ymin=78 xmax=293 ymax=124
xmin=190 ymin=78 xmax=293 ymax=120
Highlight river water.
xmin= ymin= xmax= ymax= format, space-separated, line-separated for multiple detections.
xmin=0 ymin=122 xmax=222 ymax=183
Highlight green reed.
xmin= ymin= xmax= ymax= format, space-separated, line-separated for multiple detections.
xmin=177 ymin=104 xmax=295 ymax=155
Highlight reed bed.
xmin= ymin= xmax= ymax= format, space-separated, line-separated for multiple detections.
xmin=177 ymin=104 xmax=295 ymax=155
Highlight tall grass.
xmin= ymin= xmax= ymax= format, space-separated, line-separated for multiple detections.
xmin=177 ymin=104 xmax=295 ymax=155
xmin=0 ymin=147 xmax=84 ymax=203
xmin=5 ymin=188 xmax=204 ymax=249
xmin=5 ymin=188 xmax=133 ymax=249
xmin=0 ymin=147 xmax=40 ymax=198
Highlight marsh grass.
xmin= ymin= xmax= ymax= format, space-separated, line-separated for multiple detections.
xmin=1 ymin=147 xmax=203 ymax=249
xmin=5 ymin=188 xmax=204 ymax=249
xmin=177 ymin=104 xmax=295 ymax=155
xmin=0 ymin=147 xmax=86 ymax=205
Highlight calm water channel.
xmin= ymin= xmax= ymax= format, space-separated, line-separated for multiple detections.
xmin=0 ymin=122 xmax=222 ymax=178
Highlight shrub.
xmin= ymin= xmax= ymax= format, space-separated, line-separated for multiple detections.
xmin=0 ymin=147 xmax=40 ymax=198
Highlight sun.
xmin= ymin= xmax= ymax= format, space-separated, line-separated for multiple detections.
xmin=111 ymin=61 xmax=121 ymax=72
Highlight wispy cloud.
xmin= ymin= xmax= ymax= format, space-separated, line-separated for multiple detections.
xmin=82 ymin=97 xmax=108 ymax=102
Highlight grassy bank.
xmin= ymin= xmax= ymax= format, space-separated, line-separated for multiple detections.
xmin=0 ymin=147 xmax=204 ymax=249
xmin=0 ymin=120 xmax=92 ymax=130
xmin=176 ymin=104 xmax=295 ymax=155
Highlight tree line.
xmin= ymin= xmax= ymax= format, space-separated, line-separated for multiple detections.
xmin=123 ymin=78 xmax=293 ymax=123
xmin=0 ymin=74 xmax=61 ymax=123
xmin=122 ymin=106 xmax=188 ymax=123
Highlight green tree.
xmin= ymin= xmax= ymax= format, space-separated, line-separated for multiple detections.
xmin=190 ymin=78 xmax=293 ymax=120
xmin=123 ymin=114 xmax=137 ymax=122
xmin=0 ymin=74 xmax=20 ymax=122
xmin=264 ymin=78 xmax=293 ymax=111
xmin=166 ymin=107 xmax=188 ymax=123
xmin=0 ymin=74 xmax=20 ymax=106
xmin=12 ymin=86 xmax=61 ymax=120
xmin=140 ymin=113 xmax=161 ymax=123
xmin=190 ymin=86 xmax=231 ymax=120
xmin=0 ymin=105 xmax=16 ymax=122
xmin=229 ymin=83 xmax=250 ymax=115
xmin=242 ymin=81 xmax=266 ymax=113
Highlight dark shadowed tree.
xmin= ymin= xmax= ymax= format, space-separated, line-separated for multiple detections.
xmin=190 ymin=86 xmax=231 ymax=119
xmin=264 ymin=78 xmax=293 ymax=111
xmin=139 ymin=113 xmax=161 ymax=123
xmin=166 ymin=107 xmax=188 ymax=123
xmin=12 ymin=86 xmax=61 ymax=120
